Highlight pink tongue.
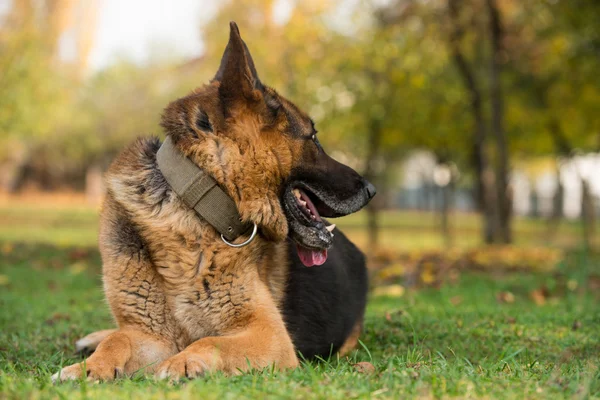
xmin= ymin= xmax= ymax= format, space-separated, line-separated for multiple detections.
xmin=296 ymin=244 xmax=328 ymax=267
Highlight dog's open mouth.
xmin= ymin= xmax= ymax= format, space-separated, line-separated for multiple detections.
xmin=292 ymin=188 xmax=335 ymax=266
xmin=283 ymin=185 xmax=337 ymax=267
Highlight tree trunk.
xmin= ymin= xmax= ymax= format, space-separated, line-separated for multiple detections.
xmin=486 ymin=0 xmax=511 ymax=243
xmin=448 ymin=0 xmax=496 ymax=244
xmin=366 ymin=204 xmax=379 ymax=251
xmin=440 ymin=179 xmax=454 ymax=248
xmin=364 ymin=118 xmax=383 ymax=251
xmin=545 ymin=164 xmax=564 ymax=240
xmin=581 ymin=178 xmax=595 ymax=252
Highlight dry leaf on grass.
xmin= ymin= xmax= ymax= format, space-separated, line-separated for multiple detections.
xmin=529 ymin=289 xmax=547 ymax=305
xmin=450 ymin=296 xmax=463 ymax=306
xmin=373 ymin=285 xmax=405 ymax=298
xmin=384 ymin=309 xmax=404 ymax=323
xmin=44 ymin=312 xmax=71 ymax=326
xmin=353 ymin=362 xmax=376 ymax=374
xmin=496 ymin=291 xmax=515 ymax=303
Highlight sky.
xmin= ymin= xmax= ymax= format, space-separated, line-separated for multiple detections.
xmin=88 ymin=0 xmax=217 ymax=71
xmin=87 ymin=0 xmax=294 ymax=71
xmin=0 ymin=0 xmax=326 ymax=72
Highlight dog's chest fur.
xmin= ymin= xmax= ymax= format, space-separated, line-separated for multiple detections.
xmin=101 ymin=138 xmax=289 ymax=348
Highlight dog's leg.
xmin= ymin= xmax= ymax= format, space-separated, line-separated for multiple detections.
xmin=74 ymin=329 xmax=117 ymax=356
xmin=338 ymin=317 xmax=363 ymax=356
xmin=53 ymin=328 xmax=176 ymax=382
xmin=156 ymin=311 xmax=297 ymax=379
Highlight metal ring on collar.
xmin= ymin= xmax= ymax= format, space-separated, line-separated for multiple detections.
xmin=221 ymin=223 xmax=258 ymax=248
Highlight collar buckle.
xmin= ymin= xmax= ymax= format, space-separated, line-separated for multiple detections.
xmin=220 ymin=223 xmax=258 ymax=248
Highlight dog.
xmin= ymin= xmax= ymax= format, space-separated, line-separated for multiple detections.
xmin=52 ymin=22 xmax=375 ymax=382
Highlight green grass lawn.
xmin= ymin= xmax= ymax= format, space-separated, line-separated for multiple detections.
xmin=0 ymin=201 xmax=599 ymax=399
xmin=0 ymin=199 xmax=588 ymax=250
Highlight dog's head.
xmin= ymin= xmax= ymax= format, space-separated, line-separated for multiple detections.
xmin=161 ymin=22 xmax=375 ymax=265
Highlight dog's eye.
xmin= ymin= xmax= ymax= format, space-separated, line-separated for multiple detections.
xmin=196 ymin=111 xmax=213 ymax=133
xmin=311 ymin=133 xmax=323 ymax=151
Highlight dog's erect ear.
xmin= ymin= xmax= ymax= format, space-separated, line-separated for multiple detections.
xmin=213 ymin=22 xmax=263 ymax=102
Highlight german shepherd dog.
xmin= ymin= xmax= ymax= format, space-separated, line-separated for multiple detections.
xmin=52 ymin=22 xmax=375 ymax=382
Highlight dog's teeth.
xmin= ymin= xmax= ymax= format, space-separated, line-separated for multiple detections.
xmin=293 ymin=189 xmax=301 ymax=199
xmin=300 ymin=200 xmax=307 ymax=207
xmin=326 ymin=224 xmax=336 ymax=232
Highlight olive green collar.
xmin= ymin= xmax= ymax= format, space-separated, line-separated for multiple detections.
xmin=156 ymin=136 xmax=253 ymax=243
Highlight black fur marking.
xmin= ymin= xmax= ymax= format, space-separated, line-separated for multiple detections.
xmin=265 ymin=92 xmax=282 ymax=120
xmin=141 ymin=138 xmax=171 ymax=204
xmin=282 ymin=230 xmax=367 ymax=359
xmin=120 ymin=290 xmax=147 ymax=300
xmin=106 ymin=195 xmax=149 ymax=261
xmin=196 ymin=110 xmax=213 ymax=133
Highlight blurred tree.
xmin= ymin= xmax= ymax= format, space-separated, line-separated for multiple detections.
xmin=443 ymin=0 xmax=515 ymax=244
xmin=0 ymin=0 xmax=72 ymax=189
xmin=505 ymin=0 xmax=600 ymax=249
xmin=0 ymin=0 xmax=99 ymax=190
xmin=446 ymin=0 xmax=498 ymax=244
xmin=486 ymin=0 xmax=511 ymax=244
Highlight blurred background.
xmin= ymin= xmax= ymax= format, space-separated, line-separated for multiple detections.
xmin=1 ymin=0 xmax=600 ymax=285
xmin=3 ymin=3 xmax=600 ymax=395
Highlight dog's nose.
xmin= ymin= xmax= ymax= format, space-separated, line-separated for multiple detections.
xmin=364 ymin=180 xmax=377 ymax=199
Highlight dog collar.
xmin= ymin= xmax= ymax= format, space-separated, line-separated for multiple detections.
xmin=156 ymin=136 xmax=254 ymax=243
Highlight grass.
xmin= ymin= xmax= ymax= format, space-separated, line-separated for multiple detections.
xmin=0 ymin=196 xmax=589 ymax=250
xmin=0 ymin=199 xmax=599 ymax=399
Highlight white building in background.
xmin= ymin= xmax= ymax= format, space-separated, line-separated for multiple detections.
xmin=514 ymin=155 xmax=600 ymax=219
xmin=398 ymin=151 xmax=600 ymax=219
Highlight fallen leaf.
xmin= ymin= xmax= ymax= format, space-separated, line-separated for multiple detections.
xmin=496 ymin=291 xmax=515 ymax=303
xmin=69 ymin=262 xmax=87 ymax=275
xmin=353 ymin=362 xmax=376 ymax=374
xmin=384 ymin=309 xmax=404 ymax=323
xmin=68 ymin=248 xmax=90 ymax=261
xmin=572 ymin=320 xmax=582 ymax=331
xmin=589 ymin=275 xmax=600 ymax=292
xmin=447 ymin=269 xmax=460 ymax=283
xmin=1 ymin=243 xmax=13 ymax=255
xmin=373 ymin=285 xmax=405 ymax=298
xmin=47 ymin=281 xmax=58 ymax=292
xmin=45 ymin=313 xmax=71 ymax=326
xmin=450 ymin=296 xmax=463 ymax=306
xmin=420 ymin=262 xmax=436 ymax=285
xmin=378 ymin=263 xmax=405 ymax=280
xmin=530 ymin=289 xmax=546 ymax=305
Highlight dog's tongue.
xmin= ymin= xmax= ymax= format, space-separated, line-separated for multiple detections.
xmin=296 ymin=244 xmax=328 ymax=267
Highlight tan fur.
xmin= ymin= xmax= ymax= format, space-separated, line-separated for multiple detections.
xmin=53 ymin=140 xmax=299 ymax=382
xmin=338 ymin=318 xmax=363 ymax=357
xmin=52 ymin=24 xmax=360 ymax=383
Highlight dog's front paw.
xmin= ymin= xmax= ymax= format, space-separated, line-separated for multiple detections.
xmin=52 ymin=360 xmax=124 ymax=383
xmin=156 ymin=351 xmax=209 ymax=381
